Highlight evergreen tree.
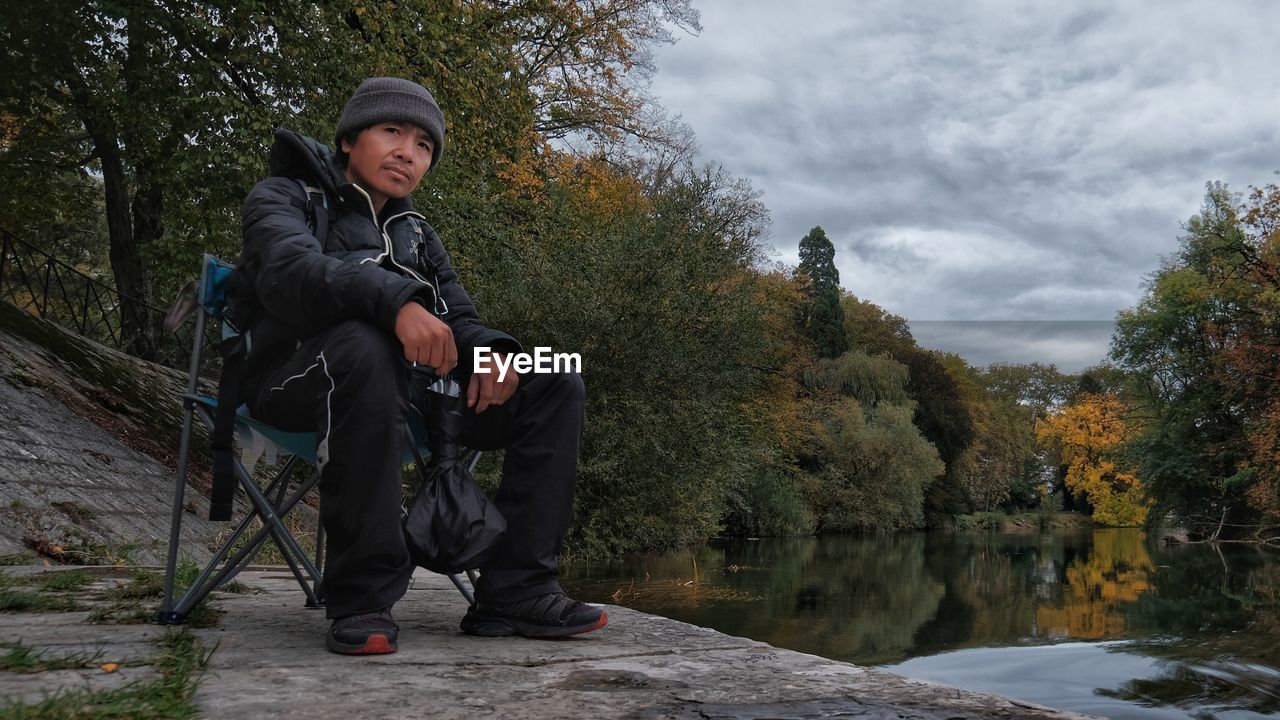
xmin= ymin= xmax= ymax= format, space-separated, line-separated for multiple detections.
xmin=798 ymin=226 xmax=848 ymax=358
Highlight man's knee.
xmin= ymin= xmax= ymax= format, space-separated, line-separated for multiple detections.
xmin=316 ymin=321 xmax=407 ymax=405
xmin=530 ymin=371 xmax=585 ymax=407
xmin=321 ymin=321 xmax=400 ymax=373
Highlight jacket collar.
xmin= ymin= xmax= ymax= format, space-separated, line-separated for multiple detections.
xmin=268 ymin=129 xmax=346 ymax=197
xmin=337 ymin=184 xmax=417 ymax=226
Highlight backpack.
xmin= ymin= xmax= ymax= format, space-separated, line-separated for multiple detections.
xmin=207 ymin=180 xmax=332 ymax=521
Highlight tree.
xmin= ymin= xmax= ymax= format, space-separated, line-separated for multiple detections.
xmin=1222 ymin=182 xmax=1280 ymax=527
xmin=1037 ymin=393 xmax=1149 ymax=526
xmin=510 ymin=0 xmax=700 ymax=147
xmin=838 ymin=293 xmax=975 ymax=523
xmin=981 ymin=362 xmax=1076 ymax=417
xmin=1111 ymin=184 xmax=1262 ymax=537
xmin=802 ymin=350 xmax=944 ymax=532
xmin=968 ymin=398 xmax=1038 ymax=511
xmin=2 ymin=1 xmax=363 ymax=354
xmin=974 ymin=363 xmax=1078 ymax=510
xmin=1 ymin=0 xmax=698 ymax=358
xmin=897 ymin=347 xmax=976 ymax=525
xmin=471 ymin=152 xmax=785 ymax=553
xmin=798 ymin=226 xmax=848 ymax=358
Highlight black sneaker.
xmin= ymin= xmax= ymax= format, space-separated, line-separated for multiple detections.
xmin=326 ymin=608 xmax=399 ymax=655
xmin=460 ymin=592 xmax=608 ymax=638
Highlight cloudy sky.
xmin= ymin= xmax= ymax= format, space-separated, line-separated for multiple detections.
xmin=647 ymin=1 xmax=1280 ymax=371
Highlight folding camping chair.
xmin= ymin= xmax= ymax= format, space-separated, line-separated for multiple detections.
xmin=158 ymin=254 xmax=479 ymax=625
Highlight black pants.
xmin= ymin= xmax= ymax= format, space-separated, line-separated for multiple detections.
xmin=249 ymin=320 xmax=583 ymax=618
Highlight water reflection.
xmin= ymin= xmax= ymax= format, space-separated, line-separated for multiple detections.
xmin=561 ymin=529 xmax=1280 ymax=718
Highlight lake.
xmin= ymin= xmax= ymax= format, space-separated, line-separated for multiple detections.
xmin=559 ymin=529 xmax=1280 ymax=719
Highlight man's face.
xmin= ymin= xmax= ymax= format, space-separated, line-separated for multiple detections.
xmin=341 ymin=121 xmax=434 ymax=206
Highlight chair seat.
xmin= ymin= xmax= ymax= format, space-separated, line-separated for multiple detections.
xmin=193 ymin=395 xmax=319 ymax=462
xmin=192 ymin=395 xmax=431 ymax=466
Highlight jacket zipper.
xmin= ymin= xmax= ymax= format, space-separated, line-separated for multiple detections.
xmin=381 ymin=210 xmax=430 ymax=283
xmin=348 ymin=184 xmax=432 ymax=286
xmin=350 ymin=183 xmax=379 ymax=227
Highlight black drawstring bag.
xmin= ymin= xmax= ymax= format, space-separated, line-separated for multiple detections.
xmin=402 ymin=377 xmax=506 ymax=574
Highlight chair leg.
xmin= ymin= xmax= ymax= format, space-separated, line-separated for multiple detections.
xmin=167 ymin=509 xmax=270 ymax=621
xmin=166 ymin=447 xmax=328 ymax=621
xmin=222 ymin=456 xmax=301 ymax=579
xmin=159 ymin=315 xmax=206 ymax=625
xmin=313 ymin=488 xmax=326 ymax=605
xmin=234 ymin=458 xmax=324 ymax=603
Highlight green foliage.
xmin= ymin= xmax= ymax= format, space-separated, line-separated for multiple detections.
xmin=842 ymin=294 xmax=914 ymax=356
xmin=808 ymin=351 xmax=910 ymax=407
xmin=802 ymin=349 xmax=944 ymax=532
xmin=814 ymin=400 xmax=943 ymax=531
xmin=838 ymin=293 xmax=980 ymax=524
xmin=967 ymin=395 xmax=1038 ymax=512
xmin=465 ymin=157 xmax=778 ymax=553
xmin=721 ymin=456 xmax=815 ymax=537
xmin=0 ymin=0 xmax=696 ymax=356
xmin=980 ymin=362 xmax=1076 ymax=416
xmin=1111 ymin=183 xmax=1262 ymax=537
xmin=897 ymin=348 xmax=976 ymax=525
xmin=963 ymin=362 xmax=1079 ymax=513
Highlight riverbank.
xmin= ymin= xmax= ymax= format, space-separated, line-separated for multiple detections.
xmin=0 ymin=565 xmax=1097 ymax=719
xmin=951 ymin=511 xmax=1093 ymax=532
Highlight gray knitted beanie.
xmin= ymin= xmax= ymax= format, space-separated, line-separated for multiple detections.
xmin=335 ymin=77 xmax=445 ymax=171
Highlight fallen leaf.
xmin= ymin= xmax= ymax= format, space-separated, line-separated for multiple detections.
xmin=100 ymin=663 xmax=119 ymax=673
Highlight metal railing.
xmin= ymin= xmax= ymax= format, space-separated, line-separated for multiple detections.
xmin=0 ymin=227 xmax=218 ymax=373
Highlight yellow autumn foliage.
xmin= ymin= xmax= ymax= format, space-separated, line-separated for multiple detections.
xmin=1036 ymin=393 xmax=1150 ymax=526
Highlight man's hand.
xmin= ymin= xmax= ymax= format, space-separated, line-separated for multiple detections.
xmin=468 ymin=354 xmax=520 ymax=413
xmin=395 ymin=300 xmax=457 ymax=375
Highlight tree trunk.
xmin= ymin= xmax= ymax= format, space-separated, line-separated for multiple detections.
xmin=91 ymin=122 xmax=155 ymax=358
xmin=66 ymin=74 xmax=155 ymax=359
xmin=129 ymin=166 xmax=164 ymax=356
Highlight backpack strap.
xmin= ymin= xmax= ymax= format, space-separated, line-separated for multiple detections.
xmin=295 ymin=179 xmax=331 ymax=246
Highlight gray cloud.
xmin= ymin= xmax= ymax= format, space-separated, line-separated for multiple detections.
xmin=650 ymin=1 xmax=1280 ymax=367
xmin=908 ymin=321 xmax=1116 ymax=373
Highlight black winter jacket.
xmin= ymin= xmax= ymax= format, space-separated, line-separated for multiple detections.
xmin=228 ymin=129 xmax=519 ymax=377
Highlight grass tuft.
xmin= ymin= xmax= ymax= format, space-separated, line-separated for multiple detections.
xmin=103 ymin=571 xmax=163 ymax=601
xmin=0 ymin=589 xmax=78 ymax=613
xmin=89 ymin=565 xmax=225 ymax=627
xmin=40 ymin=570 xmax=94 ymax=593
xmin=0 ymin=630 xmax=212 ymax=719
xmin=0 ymin=642 xmax=104 ymax=673
xmin=219 ymin=580 xmax=250 ymax=594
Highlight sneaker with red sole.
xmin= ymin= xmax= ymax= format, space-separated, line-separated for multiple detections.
xmin=326 ymin=608 xmax=399 ymax=655
xmin=460 ymin=592 xmax=607 ymax=638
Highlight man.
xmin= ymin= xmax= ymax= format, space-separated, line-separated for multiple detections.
xmin=229 ymin=77 xmax=605 ymax=655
